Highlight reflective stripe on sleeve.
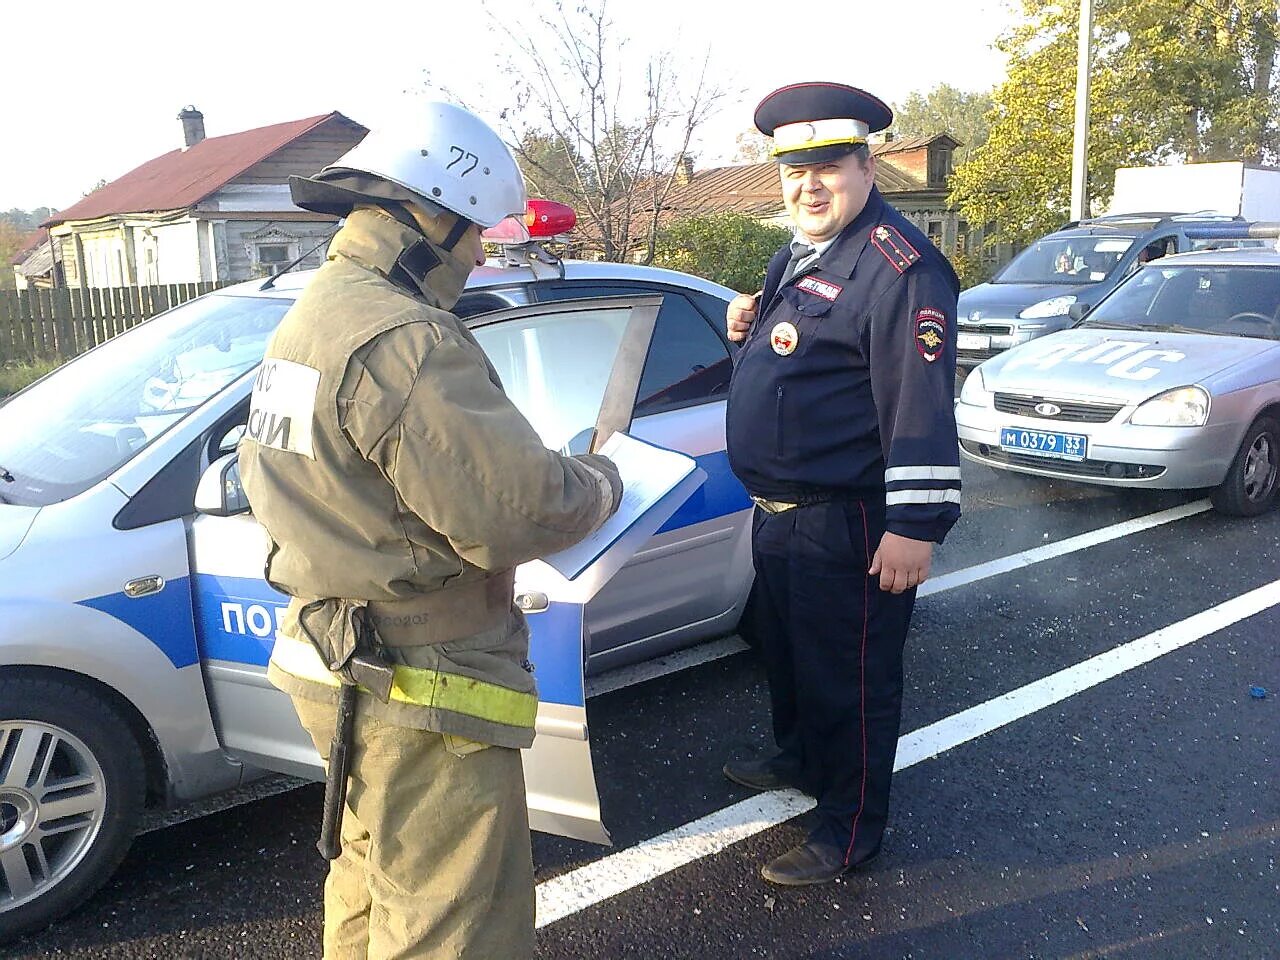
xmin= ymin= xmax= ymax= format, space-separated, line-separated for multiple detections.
xmin=885 ymin=489 xmax=962 ymax=506
xmin=269 ymin=634 xmax=538 ymax=730
xmin=885 ymin=466 xmax=962 ymax=483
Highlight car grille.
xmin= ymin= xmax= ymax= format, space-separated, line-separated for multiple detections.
xmin=993 ymin=393 xmax=1124 ymax=424
xmin=961 ymin=440 xmax=1166 ymax=480
xmin=961 ymin=322 xmax=1014 ymax=336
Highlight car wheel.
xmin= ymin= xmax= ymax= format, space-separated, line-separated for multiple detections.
xmin=1211 ymin=416 xmax=1280 ymax=517
xmin=0 ymin=676 xmax=146 ymax=941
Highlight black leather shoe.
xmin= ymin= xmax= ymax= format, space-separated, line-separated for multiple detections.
xmin=760 ymin=841 xmax=849 ymax=886
xmin=722 ymin=758 xmax=795 ymax=791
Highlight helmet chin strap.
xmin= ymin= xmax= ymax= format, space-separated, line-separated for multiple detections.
xmin=440 ymin=215 xmax=470 ymax=252
xmin=384 ymin=200 xmax=472 ymax=253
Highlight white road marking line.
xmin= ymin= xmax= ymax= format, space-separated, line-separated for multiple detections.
xmin=534 ymin=577 xmax=1280 ymax=929
xmin=584 ymin=499 xmax=1213 ymax=697
xmin=142 ymin=500 xmax=1211 ymax=832
xmin=918 ymin=498 xmax=1210 ymax=597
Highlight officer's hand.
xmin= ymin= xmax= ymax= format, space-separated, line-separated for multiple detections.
xmin=868 ymin=532 xmax=934 ymax=594
xmin=726 ymin=292 xmax=760 ymax=343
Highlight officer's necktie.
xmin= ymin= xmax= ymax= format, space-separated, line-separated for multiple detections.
xmin=781 ymin=239 xmax=819 ymax=284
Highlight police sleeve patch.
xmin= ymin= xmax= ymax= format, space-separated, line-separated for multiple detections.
xmin=245 ymin=359 xmax=321 ymax=458
xmin=914 ymin=307 xmax=946 ymax=363
xmin=871 ymin=224 xmax=921 ymax=274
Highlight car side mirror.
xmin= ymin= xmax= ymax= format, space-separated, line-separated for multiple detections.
xmin=195 ymin=452 xmax=251 ymax=517
xmin=1067 ymin=302 xmax=1090 ymax=322
xmin=218 ymin=424 xmax=246 ymax=455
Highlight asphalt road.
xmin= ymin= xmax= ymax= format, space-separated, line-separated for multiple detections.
xmin=6 ymin=463 xmax=1277 ymax=960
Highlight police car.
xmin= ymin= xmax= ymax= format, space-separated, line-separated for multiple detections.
xmin=0 ymin=203 xmax=754 ymax=936
xmin=956 ymin=241 xmax=1280 ymax=515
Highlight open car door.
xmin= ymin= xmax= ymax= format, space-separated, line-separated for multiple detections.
xmin=189 ymin=295 xmax=669 ymax=846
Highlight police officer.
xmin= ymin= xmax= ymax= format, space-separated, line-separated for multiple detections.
xmin=239 ymin=102 xmax=622 ymax=958
xmin=723 ymin=82 xmax=961 ymax=886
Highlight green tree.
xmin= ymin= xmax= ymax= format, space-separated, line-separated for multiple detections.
xmin=951 ymin=0 xmax=1280 ymax=248
xmin=0 ymin=221 xmax=31 ymax=289
xmin=653 ymin=212 xmax=790 ymax=292
xmin=892 ymin=84 xmax=995 ymax=164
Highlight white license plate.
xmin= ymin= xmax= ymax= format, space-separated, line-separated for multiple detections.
xmin=1000 ymin=427 xmax=1088 ymax=461
xmin=957 ymin=332 xmax=991 ymax=350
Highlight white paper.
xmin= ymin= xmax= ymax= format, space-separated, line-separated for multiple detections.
xmin=517 ymin=433 xmax=705 ymax=603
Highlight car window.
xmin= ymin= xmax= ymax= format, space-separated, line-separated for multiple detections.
xmin=0 ymin=293 xmax=291 ymax=506
xmin=996 ymin=235 xmax=1137 ymax=285
xmin=535 ymin=283 xmax=732 ymax=415
xmin=469 ymin=305 xmax=632 ymax=452
xmin=634 ymin=296 xmax=732 ymax=416
xmin=1085 ymin=264 xmax=1280 ymax=340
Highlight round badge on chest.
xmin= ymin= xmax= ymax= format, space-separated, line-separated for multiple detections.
xmin=770 ymin=321 xmax=799 ymax=356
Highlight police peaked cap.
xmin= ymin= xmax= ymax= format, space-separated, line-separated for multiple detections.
xmin=754 ymin=82 xmax=893 ymax=165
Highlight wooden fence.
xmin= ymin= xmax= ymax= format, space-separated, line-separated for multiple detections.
xmin=0 ymin=282 xmax=236 ymax=364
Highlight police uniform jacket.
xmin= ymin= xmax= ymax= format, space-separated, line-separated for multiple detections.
xmin=239 ymin=207 xmax=618 ymax=749
xmin=726 ymin=187 xmax=961 ymax=543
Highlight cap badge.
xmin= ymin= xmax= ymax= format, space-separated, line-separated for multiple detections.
xmin=771 ymin=321 xmax=800 ymax=356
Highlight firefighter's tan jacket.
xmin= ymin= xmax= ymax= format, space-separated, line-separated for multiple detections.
xmin=239 ymin=206 xmax=618 ymax=749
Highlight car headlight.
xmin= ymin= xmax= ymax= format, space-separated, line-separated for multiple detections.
xmin=1019 ymin=296 xmax=1077 ymax=319
xmin=959 ymin=367 xmax=992 ymax=407
xmin=1128 ymin=386 xmax=1210 ymax=427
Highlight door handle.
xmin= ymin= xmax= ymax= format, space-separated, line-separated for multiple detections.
xmin=124 ymin=575 xmax=165 ymax=598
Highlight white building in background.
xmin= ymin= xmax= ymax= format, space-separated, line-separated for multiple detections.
xmin=14 ymin=107 xmax=367 ymax=290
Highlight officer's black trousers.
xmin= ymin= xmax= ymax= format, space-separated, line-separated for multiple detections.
xmin=750 ymin=498 xmax=916 ymax=866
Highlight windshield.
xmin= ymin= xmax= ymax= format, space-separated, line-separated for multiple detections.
xmin=0 ymin=293 xmax=292 ymax=506
xmin=995 ymin=235 xmax=1137 ymax=285
xmin=1082 ymin=264 xmax=1280 ymax=341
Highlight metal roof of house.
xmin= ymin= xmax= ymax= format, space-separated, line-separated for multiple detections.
xmin=657 ymin=141 xmax=931 ymax=221
xmin=43 ymin=113 xmax=366 ymax=227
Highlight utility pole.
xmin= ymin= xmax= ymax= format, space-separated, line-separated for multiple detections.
xmin=1069 ymin=0 xmax=1093 ymax=221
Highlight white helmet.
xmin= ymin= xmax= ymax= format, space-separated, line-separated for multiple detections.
xmin=292 ymin=102 xmax=527 ymax=229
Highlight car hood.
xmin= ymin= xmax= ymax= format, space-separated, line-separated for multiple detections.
xmin=979 ymin=328 xmax=1280 ymax=403
xmin=0 ymin=504 xmax=39 ymax=562
xmin=959 ymin=281 xmax=1102 ymax=318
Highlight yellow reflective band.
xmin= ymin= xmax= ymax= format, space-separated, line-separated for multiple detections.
xmin=270 ymin=635 xmax=537 ymax=729
xmin=772 ymin=136 xmax=868 ymax=159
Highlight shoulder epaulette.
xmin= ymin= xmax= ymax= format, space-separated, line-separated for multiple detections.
xmin=870 ymin=223 xmax=921 ymax=274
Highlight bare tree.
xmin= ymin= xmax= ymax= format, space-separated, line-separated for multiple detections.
xmin=427 ymin=0 xmax=726 ymax=262
xmin=731 ymin=129 xmax=772 ymax=164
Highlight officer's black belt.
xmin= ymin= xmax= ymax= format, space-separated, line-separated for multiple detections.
xmin=750 ymin=489 xmax=876 ymax=514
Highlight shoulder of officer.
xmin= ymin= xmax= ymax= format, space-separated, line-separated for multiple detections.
xmin=868 ymin=213 xmax=958 ymax=289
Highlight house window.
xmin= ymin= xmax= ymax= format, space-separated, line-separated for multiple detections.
xmin=256 ymin=243 xmax=292 ymax=276
xmin=956 ymin=220 xmax=969 ymax=256
xmin=928 ymin=147 xmax=953 ymax=187
xmin=927 ymin=221 xmax=944 ymax=248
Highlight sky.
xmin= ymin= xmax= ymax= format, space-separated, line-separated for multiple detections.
xmin=0 ymin=0 xmax=1013 ymax=213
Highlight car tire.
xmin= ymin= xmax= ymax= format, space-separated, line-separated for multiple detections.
xmin=0 ymin=676 xmax=146 ymax=941
xmin=1211 ymin=416 xmax=1280 ymax=517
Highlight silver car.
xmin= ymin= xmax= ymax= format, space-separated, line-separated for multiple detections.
xmin=956 ymin=246 xmax=1280 ymax=515
xmin=0 ymin=259 xmax=752 ymax=937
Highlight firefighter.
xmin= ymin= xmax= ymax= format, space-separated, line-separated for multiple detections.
xmin=239 ymin=101 xmax=621 ymax=958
